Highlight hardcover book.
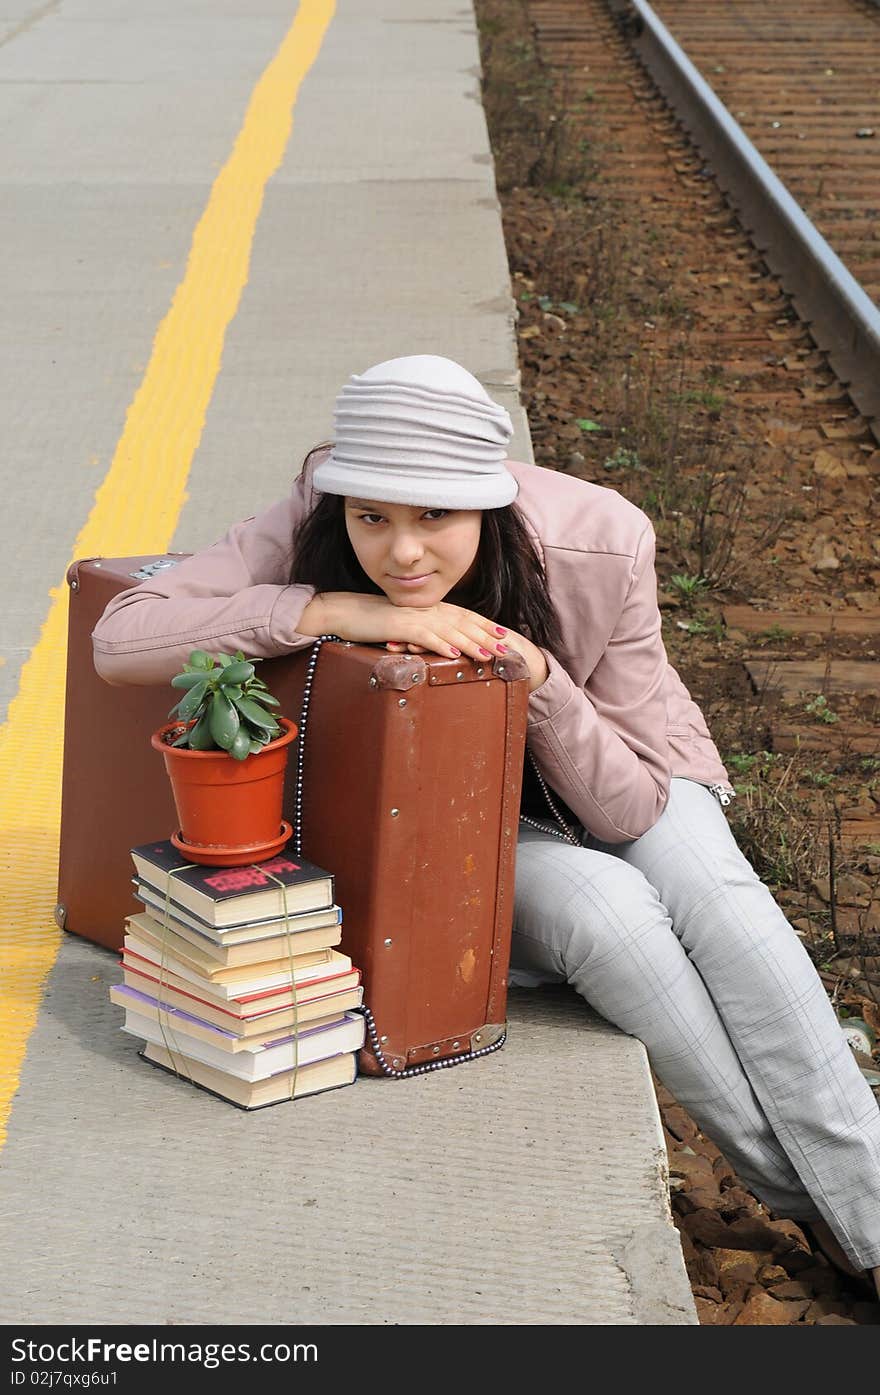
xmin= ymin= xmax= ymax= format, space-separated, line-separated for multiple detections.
xmin=134 ymin=881 xmax=343 ymax=944
xmin=141 ymin=1040 xmax=358 ymax=1110
xmin=109 ymin=983 xmax=348 ymax=1052
xmin=123 ymin=913 xmax=339 ymax=988
xmin=121 ymin=1005 xmax=366 ymax=1081
xmin=130 ymin=840 xmax=334 ymax=927
xmin=113 ymin=978 xmax=363 ymax=1038
xmin=120 ymin=964 xmax=363 ymax=1030
xmin=120 ymin=942 xmax=356 ymax=1003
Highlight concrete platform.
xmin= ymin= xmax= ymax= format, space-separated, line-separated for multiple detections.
xmin=0 ymin=0 xmax=697 ymax=1326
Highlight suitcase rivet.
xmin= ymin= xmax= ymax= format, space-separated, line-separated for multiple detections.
xmin=384 ymin=937 xmax=393 ymax=946
xmin=411 ymin=672 xmax=420 ymax=682
xmin=390 ymin=808 xmax=399 ymax=817
xmin=393 ymin=1058 xmax=403 ymax=1068
xmin=93 ymin=561 xmax=102 ymax=568
xmin=453 ymin=1040 xmax=460 ymax=1050
xmin=380 ymin=1035 xmax=388 ymax=1043
xmin=497 ymin=665 xmax=505 ymax=675
xmin=70 ymin=578 xmax=79 ymax=591
xmin=476 ymin=666 xmax=483 ymax=676
xmin=432 ymin=1046 xmax=440 ymax=1054
xmin=398 ymin=698 xmax=406 ymax=708
xmin=455 ymin=670 xmax=464 ymax=680
xmin=369 ymin=676 xmax=378 ymax=688
xmin=474 ymin=1033 xmax=482 ymax=1043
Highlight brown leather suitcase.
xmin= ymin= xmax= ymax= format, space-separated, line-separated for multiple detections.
xmin=59 ymin=556 xmax=529 ymax=1076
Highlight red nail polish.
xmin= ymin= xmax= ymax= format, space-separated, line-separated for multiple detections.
xmin=450 ymin=647 xmax=461 ymax=656
xmin=495 ymin=626 xmax=507 ymax=635
xmin=478 ymin=647 xmax=492 ymax=657
xmin=496 ymin=644 xmax=507 ymax=654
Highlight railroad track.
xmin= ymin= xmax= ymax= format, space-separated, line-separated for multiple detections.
xmin=484 ymin=0 xmax=880 ymax=853
xmin=611 ymin=0 xmax=880 ymax=437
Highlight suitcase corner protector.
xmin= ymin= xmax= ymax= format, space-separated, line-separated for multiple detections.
xmin=473 ymin=1021 xmax=506 ymax=1049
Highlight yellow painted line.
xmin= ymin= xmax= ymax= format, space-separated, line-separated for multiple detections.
xmin=0 ymin=0 xmax=336 ymax=1142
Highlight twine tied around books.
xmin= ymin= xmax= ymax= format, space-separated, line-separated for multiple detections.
xmin=156 ymin=863 xmax=201 ymax=1084
xmin=155 ymin=863 xmax=302 ymax=1102
xmin=257 ymin=866 xmax=301 ymax=1099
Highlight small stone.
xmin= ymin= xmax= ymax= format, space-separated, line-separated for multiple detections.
xmin=668 ymin=1149 xmax=717 ymax=1185
xmin=692 ymin=1285 xmax=722 ymax=1302
xmin=767 ymin=1279 xmax=814 ymax=1300
xmin=813 ymin=449 xmax=847 ymax=478
xmin=814 ymin=1313 xmax=857 ymax=1325
xmin=812 ymin=539 xmax=841 ymax=572
xmin=759 ymin=1264 xmax=790 ymax=1286
xmin=713 ymin=1248 xmax=773 ymax=1277
xmin=733 ymin=1292 xmax=811 ymax=1324
xmin=696 ymin=1296 xmax=740 ymax=1325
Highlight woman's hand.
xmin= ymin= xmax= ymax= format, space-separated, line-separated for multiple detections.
xmin=307 ymin=591 xmax=549 ymax=692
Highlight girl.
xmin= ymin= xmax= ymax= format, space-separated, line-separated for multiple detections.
xmin=93 ymin=354 xmax=880 ymax=1296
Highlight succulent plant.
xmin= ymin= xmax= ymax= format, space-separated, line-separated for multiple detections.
xmin=167 ymin=650 xmax=283 ymax=761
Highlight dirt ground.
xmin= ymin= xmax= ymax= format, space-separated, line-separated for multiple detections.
xmin=475 ymin=0 xmax=880 ymax=1324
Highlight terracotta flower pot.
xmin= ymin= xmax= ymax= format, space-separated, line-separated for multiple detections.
xmin=151 ymin=717 xmax=298 ymax=867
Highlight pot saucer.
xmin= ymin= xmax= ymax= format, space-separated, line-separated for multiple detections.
xmin=170 ymin=820 xmax=293 ymax=868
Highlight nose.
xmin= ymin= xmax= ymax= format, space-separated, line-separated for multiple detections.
xmin=388 ymin=524 xmax=425 ymax=570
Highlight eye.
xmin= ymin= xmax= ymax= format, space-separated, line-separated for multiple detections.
xmin=423 ymin=509 xmax=449 ymax=521
xmin=357 ymin=513 xmax=385 ymax=525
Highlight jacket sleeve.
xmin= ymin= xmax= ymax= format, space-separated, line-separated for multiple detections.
xmin=526 ymin=520 xmax=671 ymax=843
xmin=91 ymin=472 xmax=318 ymax=686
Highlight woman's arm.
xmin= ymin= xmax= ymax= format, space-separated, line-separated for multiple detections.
xmin=526 ymin=520 xmax=672 ymax=843
xmin=92 ymin=475 xmax=321 ymax=686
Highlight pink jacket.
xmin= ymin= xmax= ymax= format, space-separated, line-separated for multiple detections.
xmin=92 ymin=452 xmax=733 ymax=843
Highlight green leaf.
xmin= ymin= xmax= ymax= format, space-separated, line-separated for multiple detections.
xmin=236 ymin=696 xmax=282 ymax=734
xmin=245 ymin=688 xmax=280 ymax=708
xmin=173 ymin=678 xmax=209 ymax=721
xmin=558 ymin=301 xmax=580 ymax=314
xmin=248 ymin=738 xmax=264 ymax=756
xmin=218 ymin=660 xmax=255 ymax=686
xmin=208 ymin=692 xmax=239 ymax=750
xmin=171 ymin=671 xmax=208 ymax=690
xmin=188 ymin=650 xmax=212 ymax=670
xmin=229 ymin=728 xmax=252 ymax=761
xmin=575 ymin=418 xmax=603 ymax=432
xmin=216 ymin=653 xmax=235 ymax=668
xmin=186 ymin=712 xmax=216 ymax=750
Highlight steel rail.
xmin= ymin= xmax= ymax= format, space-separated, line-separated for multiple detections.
xmin=607 ymin=0 xmax=880 ymax=440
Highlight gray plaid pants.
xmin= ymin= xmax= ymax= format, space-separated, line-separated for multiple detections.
xmin=510 ymin=777 xmax=880 ymax=1269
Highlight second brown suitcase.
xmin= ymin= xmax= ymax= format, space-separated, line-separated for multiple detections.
xmin=59 ymin=556 xmax=529 ymax=1076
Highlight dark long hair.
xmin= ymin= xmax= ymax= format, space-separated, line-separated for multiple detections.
xmin=290 ymin=449 xmax=565 ymax=654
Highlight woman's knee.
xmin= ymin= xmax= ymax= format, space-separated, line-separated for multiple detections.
xmin=513 ymin=838 xmax=665 ymax=978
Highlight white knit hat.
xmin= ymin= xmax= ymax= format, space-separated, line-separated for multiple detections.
xmin=312 ymin=354 xmax=518 ymax=509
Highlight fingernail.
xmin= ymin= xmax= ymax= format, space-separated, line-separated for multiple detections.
xmin=496 ymin=644 xmax=507 ymax=654
xmin=478 ymin=647 xmax=492 ymax=657
xmin=450 ymin=647 xmax=461 ymax=656
xmin=495 ymin=626 xmax=507 ymax=635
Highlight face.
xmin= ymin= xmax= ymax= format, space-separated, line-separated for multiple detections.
xmin=344 ymin=498 xmax=483 ymax=606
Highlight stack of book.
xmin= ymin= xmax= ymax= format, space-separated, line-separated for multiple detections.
xmin=109 ymin=839 xmax=365 ymax=1109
